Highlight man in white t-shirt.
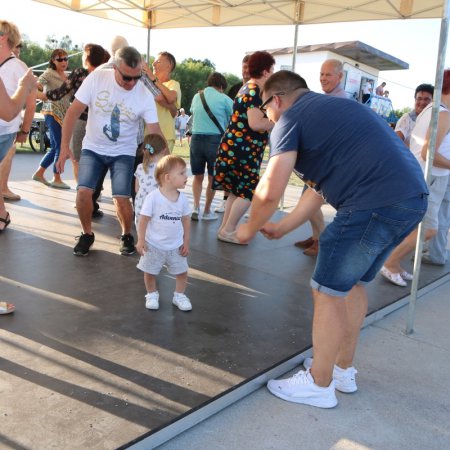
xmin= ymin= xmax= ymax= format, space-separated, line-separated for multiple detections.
xmin=394 ymin=83 xmax=433 ymax=146
xmin=57 ymin=46 xmax=164 ymax=257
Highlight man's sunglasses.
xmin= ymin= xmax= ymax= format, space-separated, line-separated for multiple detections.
xmin=55 ymin=57 xmax=68 ymax=62
xmin=115 ymin=65 xmax=142 ymax=82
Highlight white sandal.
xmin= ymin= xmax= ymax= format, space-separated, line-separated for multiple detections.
xmin=400 ymin=271 xmax=414 ymax=281
xmin=380 ymin=267 xmax=407 ymax=287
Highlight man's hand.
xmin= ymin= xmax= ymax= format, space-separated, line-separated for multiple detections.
xmin=15 ymin=130 xmax=28 ymax=144
xmin=260 ymin=222 xmax=284 ymax=240
xmin=55 ymin=145 xmax=72 ymax=174
xmin=141 ymin=63 xmax=155 ymax=81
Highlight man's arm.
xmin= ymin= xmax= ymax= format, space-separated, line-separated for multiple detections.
xmin=236 ymin=151 xmax=297 ymax=243
xmin=56 ymin=99 xmax=87 ymax=173
xmin=260 ymin=187 xmax=325 ymax=240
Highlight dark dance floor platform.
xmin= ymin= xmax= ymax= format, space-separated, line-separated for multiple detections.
xmin=1 ymin=154 xmax=449 ymax=449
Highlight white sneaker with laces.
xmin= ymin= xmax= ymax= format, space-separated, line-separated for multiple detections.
xmin=172 ymin=292 xmax=192 ymax=311
xmin=145 ymin=291 xmax=159 ymax=310
xmin=202 ymin=211 xmax=218 ymax=221
xmin=267 ymin=368 xmax=337 ymax=408
xmin=303 ymin=357 xmax=358 ymax=393
xmin=214 ymin=201 xmax=226 ymax=213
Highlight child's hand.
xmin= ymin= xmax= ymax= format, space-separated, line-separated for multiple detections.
xmin=179 ymin=243 xmax=189 ymax=257
xmin=136 ymin=240 xmax=147 ymax=256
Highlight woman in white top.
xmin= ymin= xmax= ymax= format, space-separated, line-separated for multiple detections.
xmin=381 ymin=69 xmax=450 ymax=287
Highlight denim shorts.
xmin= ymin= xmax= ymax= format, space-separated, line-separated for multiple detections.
xmin=137 ymin=244 xmax=188 ymax=275
xmin=0 ymin=133 xmax=16 ymax=162
xmin=311 ymin=194 xmax=428 ymax=296
xmin=189 ymin=134 xmax=221 ymax=176
xmin=78 ymin=149 xmax=134 ymax=197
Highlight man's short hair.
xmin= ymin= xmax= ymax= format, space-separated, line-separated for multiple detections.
xmin=158 ymin=51 xmax=176 ymax=72
xmin=263 ymin=70 xmax=309 ymax=97
xmin=323 ymin=58 xmax=343 ymax=74
xmin=415 ymin=83 xmax=434 ymax=98
xmin=207 ymin=72 xmax=228 ymax=90
xmin=115 ymin=46 xmax=142 ymax=69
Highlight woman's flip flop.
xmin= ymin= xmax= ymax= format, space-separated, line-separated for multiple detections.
xmin=0 ymin=212 xmax=11 ymax=232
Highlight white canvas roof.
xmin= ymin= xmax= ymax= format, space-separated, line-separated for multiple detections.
xmin=32 ymin=0 xmax=444 ymax=29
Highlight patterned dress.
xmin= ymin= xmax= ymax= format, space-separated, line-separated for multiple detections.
xmin=213 ymin=82 xmax=269 ymax=200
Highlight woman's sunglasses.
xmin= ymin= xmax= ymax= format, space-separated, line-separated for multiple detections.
xmin=55 ymin=57 xmax=68 ymax=62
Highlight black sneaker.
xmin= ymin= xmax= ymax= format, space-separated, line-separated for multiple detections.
xmin=120 ymin=233 xmax=135 ymax=255
xmin=92 ymin=209 xmax=104 ymax=219
xmin=74 ymin=232 xmax=95 ymax=256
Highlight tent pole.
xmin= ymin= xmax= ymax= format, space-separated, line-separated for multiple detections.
xmin=406 ymin=0 xmax=450 ymax=334
xmin=292 ymin=22 xmax=299 ymax=71
xmin=280 ymin=0 xmax=301 ymax=210
xmin=146 ymin=27 xmax=151 ymax=63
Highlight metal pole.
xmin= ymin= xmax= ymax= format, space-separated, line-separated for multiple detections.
xmin=406 ymin=0 xmax=450 ymax=334
xmin=146 ymin=27 xmax=151 ymax=63
xmin=280 ymin=0 xmax=302 ymax=211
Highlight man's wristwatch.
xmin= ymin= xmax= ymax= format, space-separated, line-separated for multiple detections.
xmin=18 ymin=128 xmax=29 ymax=135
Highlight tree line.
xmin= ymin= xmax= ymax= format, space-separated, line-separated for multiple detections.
xmin=20 ymin=34 xmax=240 ymax=112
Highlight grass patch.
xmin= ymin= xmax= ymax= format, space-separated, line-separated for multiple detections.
xmin=173 ymin=140 xmax=304 ymax=188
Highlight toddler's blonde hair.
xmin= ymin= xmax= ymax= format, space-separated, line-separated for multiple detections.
xmin=155 ymin=155 xmax=186 ymax=186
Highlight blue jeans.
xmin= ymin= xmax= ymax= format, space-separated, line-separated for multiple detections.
xmin=0 ymin=133 xmax=16 ymax=162
xmin=78 ymin=149 xmax=134 ymax=197
xmin=311 ymin=194 xmax=428 ymax=296
xmin=190 ymin=134 xmax=221 ymax=176
xmin=39 ymin=115 xmax=61 ymax=174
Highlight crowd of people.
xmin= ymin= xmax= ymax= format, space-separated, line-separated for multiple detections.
xmin=1 ymin=18 xmax=450 ymax=413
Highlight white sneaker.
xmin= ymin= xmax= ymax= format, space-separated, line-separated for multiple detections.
xmin=172 ymin=292 xmax=192 ymax=311
xmin=214 ymin=201 xmax=226 ymax=213
xmin=303 ymin=357 xmax=358 ymax=393
xmin=191 ymin=208 xmax=199 ymax=221
xmin=267 ymin=369 xmax=337 ymax=408
xmin=202 ymin=211 xmax=218 ymax=221
xmin=145 ymin=291 xmax=159 ymax=310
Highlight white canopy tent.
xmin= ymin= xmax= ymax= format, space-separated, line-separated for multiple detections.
xmin=33 ymin=0 xmax=450 ymax=332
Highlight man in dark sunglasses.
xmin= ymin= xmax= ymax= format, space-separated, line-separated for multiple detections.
xmin=236 ymin=70 xmax=428 ymax=410
xmin=57 ymin=46 xmax=165 ymax=257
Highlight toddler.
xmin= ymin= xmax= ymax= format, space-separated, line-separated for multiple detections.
xmin=134 ymin=134 xmax=167 ymax=225
xmin=136 ymin=155 xmax=192 ymax=311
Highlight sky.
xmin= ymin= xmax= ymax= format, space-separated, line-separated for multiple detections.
xmin=4 ymin=0 xmax=450 ymax=109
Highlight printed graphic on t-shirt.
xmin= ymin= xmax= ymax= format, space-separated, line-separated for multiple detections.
xmin=103 ymin=104 xmax=121 ymax=142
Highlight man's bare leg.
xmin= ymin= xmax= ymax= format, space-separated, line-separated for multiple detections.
xmin=310 ymin=289 xmax=347 ymax=387
xmin=114 ymin=197 xmax=133 ymax=235
xmin=76 ymin=188 xmax=94 ymax=234
xmin=335 ymin=284 xmax=368 ymax=369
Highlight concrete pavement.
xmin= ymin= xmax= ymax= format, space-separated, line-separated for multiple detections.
xmin=157 ymin=276 xmax=450 ymax=450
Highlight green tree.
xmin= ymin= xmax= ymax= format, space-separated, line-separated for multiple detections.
xmin=394 ymin=106 xmax=411 ymax=119
xmin=173 ymin=59 xmax=215 ymax=112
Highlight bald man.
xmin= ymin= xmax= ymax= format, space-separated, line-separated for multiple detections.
xmin=295 ymin=59 xmax=347 ymax=256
